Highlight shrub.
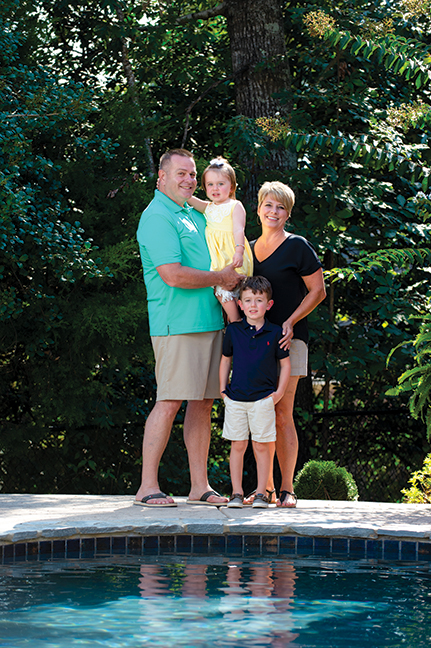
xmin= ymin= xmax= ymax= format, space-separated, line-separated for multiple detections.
xmin=294 ymin=460 xmax=359 ymax=501
xmin=401 ymin=453 xmax=431 ymax=503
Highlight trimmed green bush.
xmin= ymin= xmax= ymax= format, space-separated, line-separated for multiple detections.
xmin=294 ymin=460 xmax=359 ymax=501
xmin=401 ymin=453 xmax=431 ymax=504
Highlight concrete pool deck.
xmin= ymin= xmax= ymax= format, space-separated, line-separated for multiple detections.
xmin=1 ymin=494 xmax=431 ymax=545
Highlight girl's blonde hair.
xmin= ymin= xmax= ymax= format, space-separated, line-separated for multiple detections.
xmin=201 ymin=157 xmax=237 ymax=198
xmin=258 ymin=181 xmax=295 ymax=215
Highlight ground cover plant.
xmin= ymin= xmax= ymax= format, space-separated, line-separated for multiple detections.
xmin=293 ymin=459 xmax=359 ymax=500
xmin=402 ymin=452 xmax=431 ymax=503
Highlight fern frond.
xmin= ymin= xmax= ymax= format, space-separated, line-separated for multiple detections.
xmin=279 ymin=130 xmax=431 ymax=188
xmin=324 ymin=28 xmax=431 ymax=89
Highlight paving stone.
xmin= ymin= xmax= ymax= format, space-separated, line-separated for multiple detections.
xmin=131 ymin=522 xmax=185 ymax=535
xmin=376 ymin=526 xmax=431 ymax=538
xmin=73 ymin=524 xmax=135 ymax=535
xmin=1 ymin=495 xmax=431 ymax=544
xmin=226 ymin=523 xmax=287 ymax=534
xmin=286 ymin=525 xmax=377 ymax=538
xmin=39 ymin=527 xmax=79 ymax=539
xmin=185 ymin=521 xmax=225 ymax=534
xmin=10 ymin=530 xmax=42 ymax=542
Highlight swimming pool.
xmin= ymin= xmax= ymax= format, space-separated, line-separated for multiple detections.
xmin=1 ymin=552 xmax=430 ymax=647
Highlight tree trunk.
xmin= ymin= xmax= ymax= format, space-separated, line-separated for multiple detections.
xmin=178 ymin=1 xmax=294 ymax=199
xmin=224 ymin=0 xmax=292 ymax=118
xmin=224 ymin=0 xmax=294 ymax=205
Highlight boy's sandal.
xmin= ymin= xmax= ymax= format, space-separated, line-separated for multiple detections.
xmin=244 ymin=488 xmax=276 ymax=505
xmin=252 ymin=492 xmax=269 ymax=508
xmin=227 ymin=493 xmax=244 ymax=508
xmin=278 ymin=490 xmax=298 ymax=508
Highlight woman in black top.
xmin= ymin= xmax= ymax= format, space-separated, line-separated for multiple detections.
xmin=251 ymin=181 xmax=326 ymax=507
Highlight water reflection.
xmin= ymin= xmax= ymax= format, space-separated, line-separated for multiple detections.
xmin=138 ymin=558 xmax=299 ymax=646
xmin=1 ymin=555 xmax=428 ymax=647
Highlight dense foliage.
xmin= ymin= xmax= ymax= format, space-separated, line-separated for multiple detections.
xmin=1 ymin=0 xmax=430 ymax=500
xmin=0 ymin=0 xmax=155 ymax=493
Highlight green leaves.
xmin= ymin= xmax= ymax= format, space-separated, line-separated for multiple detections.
xmin=326 ymin=248 xmax=431 ymax=283
xmin=387 ymin=309 xmax=431 ymax=441
xmin=278 ymin=129 xmax=430 ymax=185
xmin=401 ymin=452 xmax=431 ymax=503
xmin=324 ymin=28 xmax=431 ymax=89
xmin=1 ymin=0 xmax=430 ymax=497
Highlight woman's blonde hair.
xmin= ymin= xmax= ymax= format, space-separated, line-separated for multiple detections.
xmin=258 ymin=181 xmax=295 ymax=215
xmin=201 ymin=157 xmax=237 ymax=198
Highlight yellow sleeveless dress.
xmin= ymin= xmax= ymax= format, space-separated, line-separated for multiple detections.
xmin=204 ymin=200 xmax=253 ymax=277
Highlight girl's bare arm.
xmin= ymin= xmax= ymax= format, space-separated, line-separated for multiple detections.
xmin=232 ymin=201 xmax=247 ymax=267
xmin=187 ymin=195 xmax=210 ymax=213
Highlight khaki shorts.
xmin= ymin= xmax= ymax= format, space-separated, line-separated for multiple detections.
xmin=222 ymin=396 xmax=276 ymax=443
xmin=152 ymin=330 xmax=223 ymax=401
xmin=289 ymin=339 xmax=308 ymax=378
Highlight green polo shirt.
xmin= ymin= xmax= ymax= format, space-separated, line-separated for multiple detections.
xmin=137 ymin=190 xmax=224 ymax=336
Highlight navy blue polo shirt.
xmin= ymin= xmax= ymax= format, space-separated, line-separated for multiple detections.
xmin=222 ymin=317 xmax=290 ymax=402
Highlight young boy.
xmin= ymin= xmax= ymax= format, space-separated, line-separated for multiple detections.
xmin=220 ymin=276 xmax=291 ymax=508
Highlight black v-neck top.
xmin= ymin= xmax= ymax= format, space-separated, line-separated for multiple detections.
xmin=251 ymin=234 xmax=322 ymax=344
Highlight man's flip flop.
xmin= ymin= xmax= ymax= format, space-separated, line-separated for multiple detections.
xmin=186 ymin=490 xmax=227 ymax=506
xmin=134 ymin=492 xmax=177 ymax=507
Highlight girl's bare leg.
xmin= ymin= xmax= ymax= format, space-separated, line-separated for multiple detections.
xmin=215 ymin=292 xmax=241 ymax=322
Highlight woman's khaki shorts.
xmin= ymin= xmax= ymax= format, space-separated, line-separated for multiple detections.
xmin=289 ymin=339 xmax=308 ymax=378
xmin=222 ymin=396 xmax=276 ymax=443
xmin=151 ymin=330 xmax=223 ymax=401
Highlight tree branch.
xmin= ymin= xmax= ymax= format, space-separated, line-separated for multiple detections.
xmin=180 ymin=60 xmax=253 ymax=147
xmin=116 ymin=3 xmax=156 ymax=178
xmin=5 ymin=113 xmax=62 ymax=118
xmin=181 ymin=57 xmax=255 ymax=148
xmin=176 ymin=2 xmax=227 ymax=25
xmin=181 ymin=73 xmax=233 ymax=147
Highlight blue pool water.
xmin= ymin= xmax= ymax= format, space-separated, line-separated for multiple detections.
xmin=0 ymin=554 xmax=430 ymax=647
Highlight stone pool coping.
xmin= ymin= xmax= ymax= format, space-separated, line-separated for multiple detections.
xmin=1 ymin=494 xmax=431 ymax=545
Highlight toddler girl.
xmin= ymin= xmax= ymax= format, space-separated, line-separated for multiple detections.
xmin=188 ymin=157 xmax=253 ymax=322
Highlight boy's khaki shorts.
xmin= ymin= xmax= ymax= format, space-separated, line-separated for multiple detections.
xmin=152 ymin=330 xmax=223 ymax=401
xmin=222 ymin=396 xmax=276 ymax=443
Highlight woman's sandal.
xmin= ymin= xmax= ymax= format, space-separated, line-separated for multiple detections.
xmin=266 ymin=488 xmax=276 ymax=504
xmin=278 ymin=490 xmax=297 ymax=508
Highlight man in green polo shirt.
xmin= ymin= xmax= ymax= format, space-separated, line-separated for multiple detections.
xmin=135 ymin=149 xmax=241 ymax=508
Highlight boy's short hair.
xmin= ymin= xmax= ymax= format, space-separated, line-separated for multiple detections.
xmin=239 ymin=276 xmax=272 ymax=300
xmin=258 ymin=181 xmax=295 ymax=215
